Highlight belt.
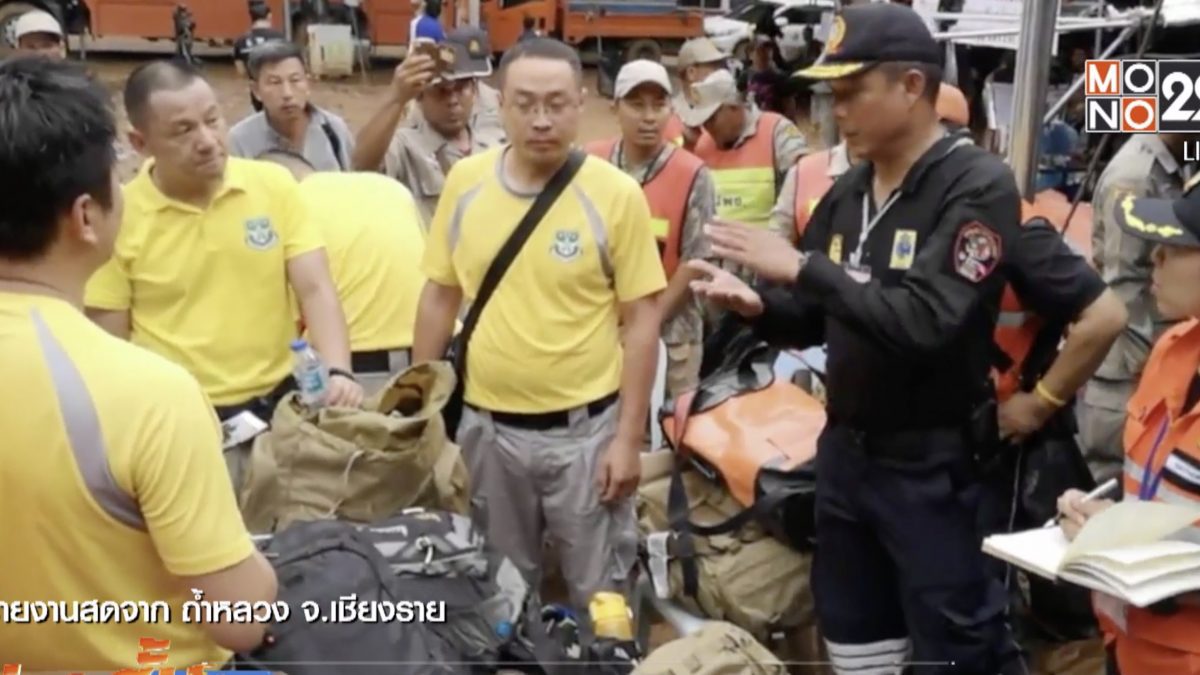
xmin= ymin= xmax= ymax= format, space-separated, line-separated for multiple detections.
xmin=214 ymin=377 xmax=296 ymax=422
xmin=475 ymin=391 xmax=619 ymax=431
xmin=351 ymin=348 xmax=410 ymax=373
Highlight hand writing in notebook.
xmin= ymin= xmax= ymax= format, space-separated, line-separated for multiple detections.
xmin=1057 ymin=488 xmax=1116 ymax=541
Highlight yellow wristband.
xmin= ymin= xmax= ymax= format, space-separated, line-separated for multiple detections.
xmin=1035 ymin=381 xmax=1067 ymax=408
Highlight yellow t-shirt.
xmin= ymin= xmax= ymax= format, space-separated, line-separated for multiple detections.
xmin=298 ymin=172 xmax=428 ymax=351
xmin=422 ymin=147 xmax=667 ymax=413
xmin=84 ymin=158 xmax=324 ymax=406
xmin=0 ymin=292 xmax=253 ymax=670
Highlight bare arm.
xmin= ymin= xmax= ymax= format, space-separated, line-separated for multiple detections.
xmin=413 ymin=281 xmax=463 ymax=363
xmin=86 ymin=308 xmax=131 ymax=340
xmin=616 ymin=295 xmax=662 ymax=443
xmin=286 ymin=249 xmax=352 ymax=372
xmin=352 ymin=55 xmax=436 ymax=172
xmin=353 ymin=97 xmax=409 ymax=172
xmin=181 ymin=552 xmax=278 ymax=653
xmin=1039 ymin=288 xmax=1127 ymax=402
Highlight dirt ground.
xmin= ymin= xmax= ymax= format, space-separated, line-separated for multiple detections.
xmin=87 ymin=56 xmax=620 ymax=178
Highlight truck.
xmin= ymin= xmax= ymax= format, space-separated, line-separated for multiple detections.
xmin=0 ymin=0 xmax=425 ymax=58
xmin=0 ymin=0 xmax=702 ymax=61
xmin=481 ymin=0 xmax=705 ymax=60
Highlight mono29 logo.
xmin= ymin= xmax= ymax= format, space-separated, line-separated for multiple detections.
xmin=1084 ymin=59 xmax=1200 ymax=133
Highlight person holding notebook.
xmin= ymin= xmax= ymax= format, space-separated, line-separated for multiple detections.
xmin=1057 ymin=173 xmax=1200 ymax=675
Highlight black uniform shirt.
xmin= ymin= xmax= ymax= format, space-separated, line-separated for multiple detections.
xmin=1006 ymin=220 xmax=1105 ymax=324
xmin=233 ymin=27 xmax=287 ymax=68
xmin=754 ymin=133 xmax=1022 ymax=431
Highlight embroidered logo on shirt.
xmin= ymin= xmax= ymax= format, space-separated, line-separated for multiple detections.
xmin=952 ymin=222 xmax=1000 ymax=282
xmin=244 ymin=217 xmax=278 ymax=251
xmin=551 ymin=229 xmax=583 ymax=262
xmin=828 ymin=234 xmax=843 ymax=264
xmin=890 ymin=230 xmax=917 ymax=270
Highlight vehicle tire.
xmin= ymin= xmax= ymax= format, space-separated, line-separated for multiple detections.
xmin=623 ymin=38 xmax=662 ymax=63
xmin=0 ymin=1 xmax=37 ymax=58
xmin=732 ymin=39 xmax=750 ymax=62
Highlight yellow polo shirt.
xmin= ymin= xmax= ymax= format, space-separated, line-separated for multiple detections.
xmin=0 ymin=292 xmax=252 ymax=670
xmin=298 ymin=172 xmax=428 ymax=351
xmin=422 ymin=147 xmax=666 ymax=413
xmin=85 ymin=158 xmax=324 ymax=406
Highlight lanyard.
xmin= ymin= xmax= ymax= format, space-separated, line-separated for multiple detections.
xmin=850 ymin=191 xmax=901 ymax=266
xmin=1138 ymin=416 xmax=1172 ymax=501
xmin=616 ymin=142 xmax=668 ymax=187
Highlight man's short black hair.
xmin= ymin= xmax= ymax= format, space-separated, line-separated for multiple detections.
xmin=879 ymin=61 xmax=942 ymax=103
xmin=0 ymin=57 xmax=116 ymax=261
xmin=123 ymin=59 xmax=204 ymax=131
xmin=249 ymin=0 xmax=270 ymax=21
xmin=247 ymin=41 xmax=307 ymax=80
xmin=498 ymin=37 xmax=582 ymax=86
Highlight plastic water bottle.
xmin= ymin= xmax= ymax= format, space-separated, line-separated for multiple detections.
xmin=291 ymin=339 xmax=329 ymax=411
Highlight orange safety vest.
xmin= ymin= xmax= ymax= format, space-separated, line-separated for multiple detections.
xmin=1095 ymin=319 xmax=1200 ymax=674
xmin=663 ymin=113 xmax=686 ymax=147
xmin=584 ymin=138 xmax=704 ymax=277
xmin=792 ymin=149 xmax=836 ymax=242
xmin=692 ymin=111 xmax=783 ymax=229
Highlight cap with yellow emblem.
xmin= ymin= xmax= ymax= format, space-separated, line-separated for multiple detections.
xmin=794 ymin=3 xmax=942 ymax=81
xmin=1115 ymin=173 xmax=1200 ymax=248
xmin=438 ymin=27 xmax=493 ymax=81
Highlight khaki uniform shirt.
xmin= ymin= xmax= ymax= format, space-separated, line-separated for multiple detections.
xmin=383 ymin=116 xmax=507 ymax=226
xmin=604 ymin=142 xmax=715 ymax=346
xmin=1087 ymin=135 xmax=1191 ymax=408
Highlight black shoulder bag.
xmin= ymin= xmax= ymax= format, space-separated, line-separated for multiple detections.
xmin=442 ymin=150 xmax=587 ymax=439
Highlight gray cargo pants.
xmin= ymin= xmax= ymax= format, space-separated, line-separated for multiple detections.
xmin=457 ymin=400 xmax=639 ymax=621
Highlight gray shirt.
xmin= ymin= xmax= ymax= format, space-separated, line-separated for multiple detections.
xmin=1086 ymin=135 xmax=1190 ymax=407
xmin=228 ymin=105 xmax=356 ymax=172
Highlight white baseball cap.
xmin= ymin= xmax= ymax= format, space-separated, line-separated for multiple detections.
xmin=614 ymin=60 xmax=672 ymax=99
xmin=678 ymin=69 xmax=741 ymax=127
xmin=15 ymin=10 xmax=63 ymax=40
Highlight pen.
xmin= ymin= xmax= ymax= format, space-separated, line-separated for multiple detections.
xmin=1043 ymin=477 xmax=1120 ymax=528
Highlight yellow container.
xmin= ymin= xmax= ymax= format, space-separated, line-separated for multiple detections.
xmin=589 ymin=591 xmax=633 ymax=640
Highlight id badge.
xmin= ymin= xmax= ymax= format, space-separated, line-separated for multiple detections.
xmin=221 ymin=410 xmax=268 ymax=449
xmin=845 ymin=263 xmax=872 ymax=284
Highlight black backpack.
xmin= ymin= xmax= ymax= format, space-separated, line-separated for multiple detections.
xmin=236 ymin=518 xmax=468 ymax=675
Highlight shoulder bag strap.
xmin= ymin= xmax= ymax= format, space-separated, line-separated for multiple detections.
xmin=320 ymin=117 xmax=347 ymax=171
xmin=453 ymin=150 xmax=587 ymax=379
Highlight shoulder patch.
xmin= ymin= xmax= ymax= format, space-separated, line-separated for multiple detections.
xmin=953 ymin=221 xmax=1000 ymax=283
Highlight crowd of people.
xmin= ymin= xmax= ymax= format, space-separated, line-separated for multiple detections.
xmin=2 ymin=1 xmax=1200 ymax=674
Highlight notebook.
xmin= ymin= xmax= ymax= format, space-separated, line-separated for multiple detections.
xmin=982 ymin=500 xmax=1200 ymax=607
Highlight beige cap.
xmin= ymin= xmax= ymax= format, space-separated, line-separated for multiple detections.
xmin=677 ymin=37 xmax=727 ymax=70
xmin=614 ymin=59 xmax=672 ymax=99
xmin=14 ymin=10 xmax=62 ymax=40
xmin=678 ymin=69 xmax=741 ymax=127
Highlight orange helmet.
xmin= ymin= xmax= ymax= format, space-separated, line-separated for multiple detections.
xmin=936 ymin=83 xmax=970 ymax=127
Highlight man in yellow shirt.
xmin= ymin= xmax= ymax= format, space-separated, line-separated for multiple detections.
xmin=0 ymin=57 xmax=276 ymax=672
xmin=413 ymin=38 xmax=666 ymax=623
xmin=259 ymin=149 xmax=436 ymax=394
xmin=84 ymin=61 xmax=362 ymax=489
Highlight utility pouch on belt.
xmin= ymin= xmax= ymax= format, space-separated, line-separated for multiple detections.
xmin=658 ymin=342 xmax=824 ymax=598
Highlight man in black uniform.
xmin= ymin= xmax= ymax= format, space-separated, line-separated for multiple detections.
xmin=690 ymin=5 xmax=1025 ymax=673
